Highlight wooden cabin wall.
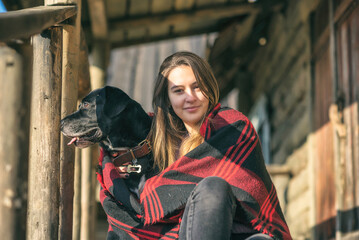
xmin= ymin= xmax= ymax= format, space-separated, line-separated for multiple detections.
xmin=245 ymin=0 xmax=320 ymax=238
xmin=106 ymin=35 xmax=215 ymax=112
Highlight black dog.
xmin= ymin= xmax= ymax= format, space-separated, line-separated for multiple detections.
xmin=60 ymin=86 xmax=155 ymax=198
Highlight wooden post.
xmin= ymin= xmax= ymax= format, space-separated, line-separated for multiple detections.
xmin=73 ymin=30 xmax=91 ymax=240
xmin=58 ymin=1 xmax=82 ymax=239
xmin=82 ymin=1 xmax=110 ymax=234
xmin=72 ymin=146 xmax=82 ymax=240
xmin=27 ymin=27 xmax=63 ymax=240
xmin=0 ymin=43 xmax=32 ymax=240
xmin=78 ymin=29 xmax=91 ymax=100
xmin=80 ymin=147 xmax=96 ymax=240
xmin=90 ymin=40 xmax=110 ymax=89
xmin=78 ymin=39 xmax=109 ymax=240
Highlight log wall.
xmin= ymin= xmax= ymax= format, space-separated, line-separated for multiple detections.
xmin=243 ymin=0 xmax=320 ymax=238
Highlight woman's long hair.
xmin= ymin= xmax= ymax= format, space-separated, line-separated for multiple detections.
xmin=149 ymin=51 xmax=219 ymax=171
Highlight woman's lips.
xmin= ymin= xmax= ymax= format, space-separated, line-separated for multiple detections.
xmin=184 ymin=106 xmax=200 ymax=112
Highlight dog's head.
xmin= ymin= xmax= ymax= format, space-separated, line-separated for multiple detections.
xmin=61 ymin=86 xmax=151 ymax=150
xmin=61 ymin=88 xmax=103 ymax=148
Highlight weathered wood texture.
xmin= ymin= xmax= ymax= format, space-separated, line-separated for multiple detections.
xmin=87 ymin=0 xmax=108 ymax=39
xmin=80 ymin=147 xmax=97 ymax=240
xmin=229 ymin=0 xmax=320 ymax=238
xmin=0 ymin=5 xmax=76 ymax=41
xmin=78 ymin=29 xmax=91 ymax=99
xmin=247 ymin=0 xmax=315 ymax=165
xmin=27 ymin=27 xmax=63 ymax=240
xmin=73 ymin=146 xmax=82 ymax=240
xmin=89 ymin=40 xmax=109 ymax=89
xmin=59 ymin=1 xmax=81 ymax=238
xmin=312 ymin=17 xmax=336 ymax=240
xmin=80 ymin=37 xmax=108 ymax=240
xmin=108 ymin=3 xmax=259 ymax=48
xmin=0 ymin=43 xmax=32 ymax=240
xmin=335 ymin=4 xmax=359 ymax=237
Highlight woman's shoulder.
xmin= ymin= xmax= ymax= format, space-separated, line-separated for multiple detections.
xmin=213 ymin=106 xmax=249 ymax=125
xmin=200 ymin=104 xmax=253 ymax=138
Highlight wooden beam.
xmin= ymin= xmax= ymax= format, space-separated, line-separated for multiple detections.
xmin=27 ymin=27 xmax=63 ymax=240
xmin=0 ymin=5 xmax=77 ymax=41
xmin=266 ymin=164 xmax=292 ymax=176
xmin=108 ymin=3 xmax=260 ymax=31
xmin=87 ymin=0 xmax=108 ymax=39
xmin=0 ymin=42 xmax=32 ymax=240
xmin=109 ymin=25 xmax=219 ymax=48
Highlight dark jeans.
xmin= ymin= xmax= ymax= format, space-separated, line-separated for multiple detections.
xmin=178 ymin=177 xmax=273 ymax=240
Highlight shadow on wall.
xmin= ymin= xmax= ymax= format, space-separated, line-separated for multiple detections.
xmin=312 ymin=206 xmax=359 ymax=239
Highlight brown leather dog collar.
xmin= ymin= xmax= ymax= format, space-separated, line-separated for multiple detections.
xmin=111 ymin=139 xmax=152 ymax=167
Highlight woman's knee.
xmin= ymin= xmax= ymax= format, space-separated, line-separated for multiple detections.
xmin=191 ymin=177 xmax=234 ymax=205
xmin=196 ymin=176 xmax=229 ymax=192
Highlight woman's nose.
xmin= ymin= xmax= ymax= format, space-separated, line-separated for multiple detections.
xmin=185 ymin=90 xmax=196 ymax=102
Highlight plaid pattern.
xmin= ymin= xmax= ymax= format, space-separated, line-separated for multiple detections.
xmin=97 ymin=104 xmax=292 ymax=240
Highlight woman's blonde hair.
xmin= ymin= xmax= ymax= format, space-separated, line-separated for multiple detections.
xmin=149 ymin=51 xmax=219 ymax=171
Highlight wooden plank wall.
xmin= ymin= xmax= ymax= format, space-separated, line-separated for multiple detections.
xmin=106 ymin=35 xmax=212 ymax=112
xmin=335 ymin=4 xmax=359 ymax=238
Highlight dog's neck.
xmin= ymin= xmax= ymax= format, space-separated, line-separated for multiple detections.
xmin=100 ymin=132 xmax=148 ymax=153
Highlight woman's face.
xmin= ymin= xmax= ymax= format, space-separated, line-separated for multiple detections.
xmin=167 ymin=65 xmax=209 ymax=133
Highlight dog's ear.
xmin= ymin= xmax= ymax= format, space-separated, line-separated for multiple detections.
xmin=96 ymin=86 xmax=131 ymax=121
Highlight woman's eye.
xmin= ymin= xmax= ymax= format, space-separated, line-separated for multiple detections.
xmin=174 ymin=89 xmax=183 ymax=93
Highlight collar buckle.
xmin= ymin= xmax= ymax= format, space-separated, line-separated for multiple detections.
xmin=126 ymin=164 xmax=142 ymax=173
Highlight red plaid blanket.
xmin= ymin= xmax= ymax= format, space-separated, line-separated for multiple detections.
xmin=97 ymin=104 xmax=292 ymax=240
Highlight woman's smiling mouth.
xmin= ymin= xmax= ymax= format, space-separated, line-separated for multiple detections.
xmin=184 ymin=106 xmax=200 ymax=112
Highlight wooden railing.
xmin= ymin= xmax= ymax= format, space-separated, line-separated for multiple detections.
xmin=0 ymin=5 xmax=77 ymax=41
xmin=0 ymin=2 xmax=93 ymax=240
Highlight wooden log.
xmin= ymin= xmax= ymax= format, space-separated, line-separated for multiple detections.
xmin=27 ymin=27 xmax=63 ymax=240
xmin=0 ymin=43 xmax=32 ymax=240
xmin=59 ymin=18 xmax=81 ymax=240
xmin=109 ymin=3 xmax=259 ymax=31
xmin=0 ymin=5 xmax=76 ymax=42
xmin=72 ymin=146 xmax=81 ymax=240
xmin=90 ymin=40 xmax=109 ymax=89
xmin=91 ymin=146 xmax=100 ymax=237
xmin=307 ymin=133 xmax=317 ymax=239
xmin=78 ymin=29 xmax=91 ymax=99
xmin=266 ymin=164 xmax=292 ymax=175
xmin=87 ymin=0 xmax=108 ymax=39
xmin=79 ymin=39 xmax=108 ymax=240
xmin=287 ymin=168 xmax=309 ymax=202
xmin=54 ymin=1 xmax=81 ymax=239
xmin=286 ymin=142 xmax=308 ymax=177
xmin=80 ymin=147 xmax=96 ymax=240
xmin=286 ymin=189 xmax=310 ymax=222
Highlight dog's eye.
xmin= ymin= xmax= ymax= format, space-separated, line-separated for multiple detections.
xmin=82 ymin=102 xmax=89 ymax=108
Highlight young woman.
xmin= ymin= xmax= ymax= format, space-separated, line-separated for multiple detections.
xmin=98 ymin=51 xmax=292 ymax=240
